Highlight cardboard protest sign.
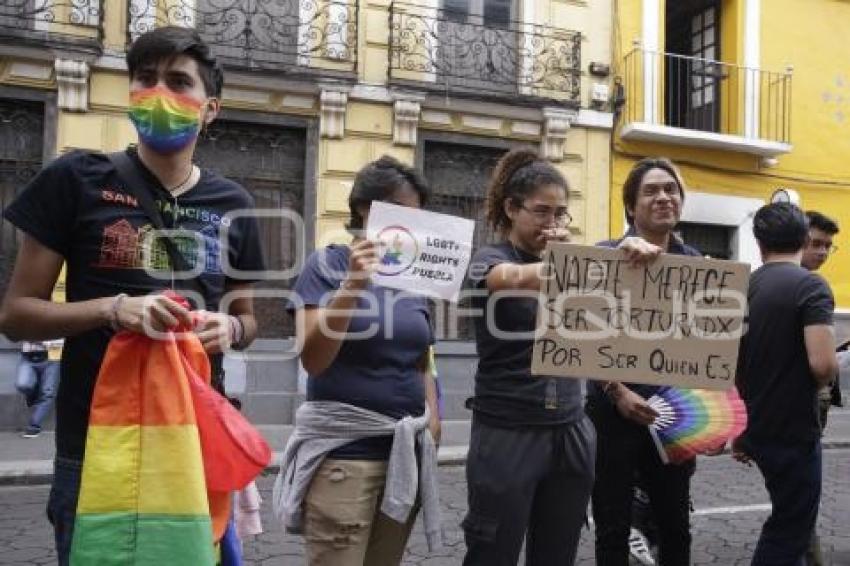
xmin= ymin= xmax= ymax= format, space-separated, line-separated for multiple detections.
xmin=366 ymin=202 xmax=474 ymax=302
xmin=531 ymin=243 xmax=750 ymax=390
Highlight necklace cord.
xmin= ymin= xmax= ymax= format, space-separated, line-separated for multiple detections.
xmin=168 ymin=164 xmax=195 ymax=193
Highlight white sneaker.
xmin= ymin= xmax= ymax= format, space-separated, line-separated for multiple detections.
xmin=628 ymin=528 xmax=656 ymax=566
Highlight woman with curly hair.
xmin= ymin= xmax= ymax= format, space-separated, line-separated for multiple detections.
xmin=461 ymin=148 xmax=595 ymax=565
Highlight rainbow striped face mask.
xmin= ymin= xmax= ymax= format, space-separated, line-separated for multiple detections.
xmin=128 ymin=87 xmax=204 ymax=154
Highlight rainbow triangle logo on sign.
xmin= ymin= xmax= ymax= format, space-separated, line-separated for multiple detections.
xmin=377 ymin=225 xmax=419 ymax=276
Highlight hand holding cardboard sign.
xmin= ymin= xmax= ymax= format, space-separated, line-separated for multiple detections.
xmin=540 ymin=226 xmax=571 ymax=244
xmin=618 ymin=236 xmax=663 ymax=267
xmin=533 ymin=243 xmax=748 ymax=389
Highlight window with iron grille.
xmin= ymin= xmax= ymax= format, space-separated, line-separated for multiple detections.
xmin=194 ymin=119 xmax=306 ymax=338
xmin=0 ymin=98 xmax=44 ymax=300
xmin=676 ymin=221 xmax=732 ymax=259
xmin=438 ymin=0 xmax=517 ymax=94
xmin=0 ymin=0 xmax=101 ymax=46
xmin=421 ymin=140 xmax=506 ymax=340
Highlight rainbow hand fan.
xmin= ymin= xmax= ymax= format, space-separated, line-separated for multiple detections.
xmin=647 ymin=386 xmax=747 ymax=464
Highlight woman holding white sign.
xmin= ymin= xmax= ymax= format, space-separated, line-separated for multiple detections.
xmin=462 ymin=148 xmax=597 ymax=566
xmin=273 ymin=156 xmax=442 ymax=566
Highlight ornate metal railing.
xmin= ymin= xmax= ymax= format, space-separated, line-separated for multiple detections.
xmin=0 ymin=0 xmax=102 ymax=49
xmin=128 ymin=0 xmax=358 ymax=75
xmin=389 ymin=1 xmax=581 ymax=104
xmin=622 ymin=48 xmax=792 ymax=144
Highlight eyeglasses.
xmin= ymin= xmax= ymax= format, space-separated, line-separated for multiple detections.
xmin=810 ymin=239 xmax=838 ymax=254
xmin=517 ymin=203 xmax=572 ymax=226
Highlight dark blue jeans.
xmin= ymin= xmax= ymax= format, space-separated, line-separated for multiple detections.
xmin=46 ymin=457 xmax=82 ymax=566
xmin=749 ymin=438 xmax=822 ymax=566
xmin=15 ymin=359 xmax=59 ymax=432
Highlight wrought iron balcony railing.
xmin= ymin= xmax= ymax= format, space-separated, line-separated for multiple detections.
xmin=128 ymin=0 xmax=358 ymax=76
xmin=389 ymin=1 xmax=581 ymax=105
xmin=0 ymin=0 xmax=102 ymax=50
xmin=622 ymin=48 xmax=792 ymax=145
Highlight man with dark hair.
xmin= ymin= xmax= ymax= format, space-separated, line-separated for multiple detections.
xmin=801 ymin=211 xmax=839 ymax=272
xmin=735 ymin=203 xmax=838 ymax=565
xmin=588 ymin=157 xmax=699 ymax=566
xmin=620 ymin=157 xmax=687 ymax=227
xmin=126 ymin=26 xmax=225 ymax=99
xmin=800 ymin=210 xmax=842 ymax=566
xmin=0 ymin=26 xmax=265 ymax=563
xmin=800 ymin=209 xmax=843 ymax=428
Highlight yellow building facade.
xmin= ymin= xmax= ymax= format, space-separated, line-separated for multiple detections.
xmin=0 ymin=0 xmax=617 ymax=424
xmin=612 ymin=0 xmax=850 ymax=307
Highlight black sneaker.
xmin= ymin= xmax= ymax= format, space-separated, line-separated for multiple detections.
xmin=21 ymin=428 xmax=41 ymax=438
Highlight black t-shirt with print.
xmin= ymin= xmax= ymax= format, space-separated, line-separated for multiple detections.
xmin=737 ymin=262 xmax=834 ymax=444
xmin=3 ymin=149 xmax=265 ymax=460
xmin=467 ymin=242 xmax=585 ymax=427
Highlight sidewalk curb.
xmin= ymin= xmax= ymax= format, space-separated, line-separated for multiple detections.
xmin=0 ymin=460 xmax=53 ymax=487
xmin=0 ymin=446 xmax=473 ymax=487
xmin=5 ymin=441 xmax=850 ymax=487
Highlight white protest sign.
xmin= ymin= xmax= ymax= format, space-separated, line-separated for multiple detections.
xmin=366 ymin=201 xmax=474 ymax=302
xmin=531 ymin=242 xmax=750 ymax=390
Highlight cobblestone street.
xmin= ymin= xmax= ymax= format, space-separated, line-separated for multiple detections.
xmin=1 ymin=449 xmax=848 ymax=565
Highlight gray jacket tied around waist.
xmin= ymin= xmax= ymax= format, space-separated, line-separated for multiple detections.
xmin=272 ymin=401 xmax=442 ymax=550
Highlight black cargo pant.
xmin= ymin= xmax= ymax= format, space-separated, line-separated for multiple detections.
xmin=462 ymin=415 xmax=596 ymax=566
xmin=587 ymin=400 xmax=694 ymax=566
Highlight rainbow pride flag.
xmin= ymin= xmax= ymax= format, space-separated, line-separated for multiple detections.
xmin=70 ymin=329 xmax=224 ymax=565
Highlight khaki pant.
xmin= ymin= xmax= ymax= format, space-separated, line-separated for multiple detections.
xmin=304 ymin=459 xmax=418 ymax=566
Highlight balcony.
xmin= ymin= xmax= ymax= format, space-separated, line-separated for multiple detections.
xmin=388 ymin=1 xmax=581 ymax=106
xmin=0 ymin=0 xmax=102 ymax=52
xmin=127 ymin=0 xmax=358 ymax=77
xmin=620 ymin=48 xmax=793 ymax=157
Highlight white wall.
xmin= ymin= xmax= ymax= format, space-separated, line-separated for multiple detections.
xmin=680 ymin=191 xmax=765 ymax=269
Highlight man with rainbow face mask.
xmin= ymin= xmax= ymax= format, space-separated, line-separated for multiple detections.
xmin=0 ymin=26 xmax=266 ymax=564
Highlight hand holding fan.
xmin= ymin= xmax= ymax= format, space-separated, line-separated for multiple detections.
xmin=646 ymin=386 xmax=747 ymax=464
